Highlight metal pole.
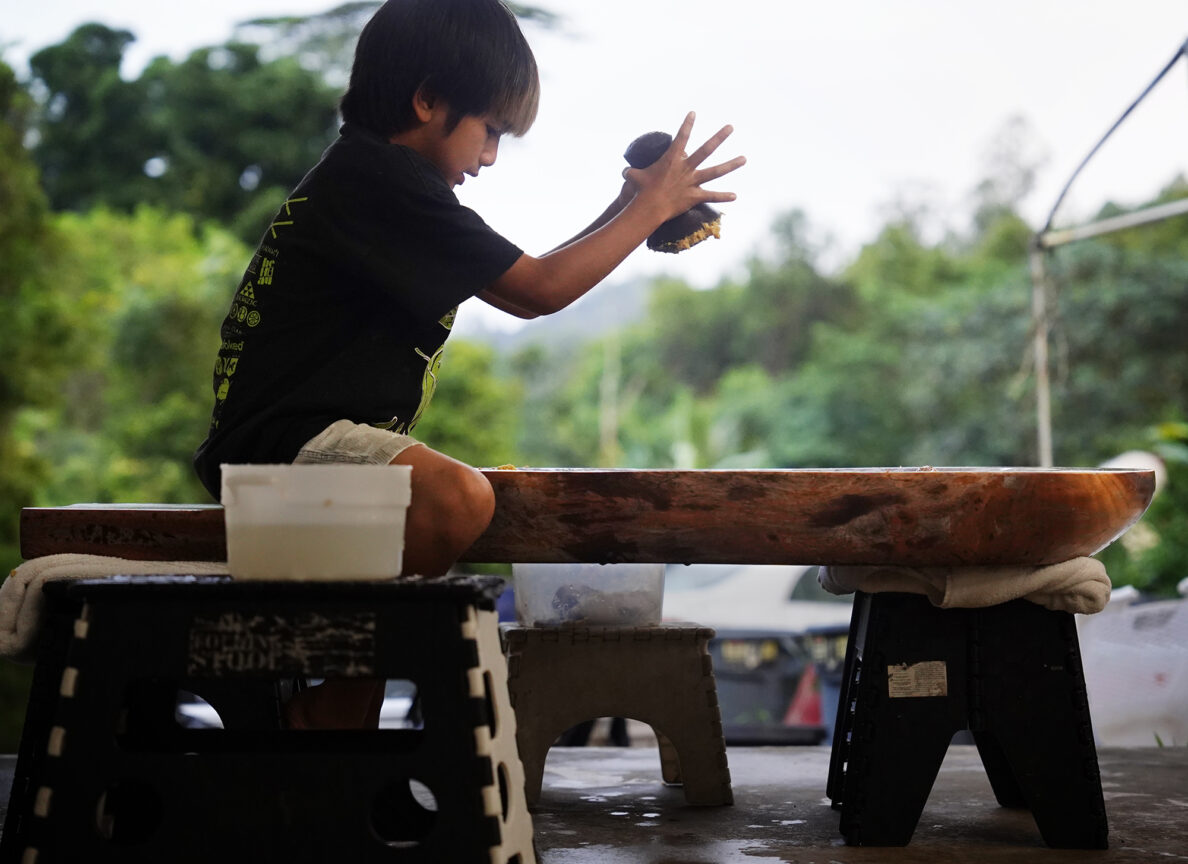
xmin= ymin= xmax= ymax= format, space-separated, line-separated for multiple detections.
xmin=1029 ymin=194 xmax=1188 ymax=469
xmin=1038 ymin=196 xmax=1188 ymax=249
xmin=1026 ymin=38 xmax=1187 ymax=469
xmin=1029 ymin=241 xmax=1053 ymax=468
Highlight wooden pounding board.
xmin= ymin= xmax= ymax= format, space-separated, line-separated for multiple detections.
xmin=465 ymin=468 xmax=1156 ymax=566
xmin=20 ymin=503 xmax=226 ymax=562
xmin=20 ymin=468 xmax=1154 ymax=567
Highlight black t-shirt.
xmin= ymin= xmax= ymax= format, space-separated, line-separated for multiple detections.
xmin=193 ymin=123 xmax=523 ymax=499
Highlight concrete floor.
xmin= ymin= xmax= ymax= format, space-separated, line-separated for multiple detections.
xmin=529 ymin=745 xmax=1188 ymax=863
xmin=3 ymin=746 xmax=1186 ymax=862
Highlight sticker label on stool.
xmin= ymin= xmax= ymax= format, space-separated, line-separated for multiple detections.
xmin=187 ymin=612 xmax=377 ymax=676
xmin=887 ymin=661 xmax=948 ymax=698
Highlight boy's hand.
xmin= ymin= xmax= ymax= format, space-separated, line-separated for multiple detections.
xmin=622 ymin=112 xmax=745 ymax=224
xmin=481 ymin=114 xmax=743 ymax=319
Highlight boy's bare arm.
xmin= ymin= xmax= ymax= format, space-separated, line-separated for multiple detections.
xmin=479 ymin=186 xmax=635 ymax=318
xmin=543 ymin=173 xmax=641 ymax=253
xmin=479 ymin=113 xmax=745 ymax=320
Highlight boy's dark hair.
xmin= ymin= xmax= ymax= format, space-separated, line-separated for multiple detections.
xmin=341 ymin=0 xmax=539 ymax=139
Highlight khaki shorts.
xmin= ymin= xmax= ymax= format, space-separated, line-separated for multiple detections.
xmin=293 ymin=420 xmax=420 ymax=466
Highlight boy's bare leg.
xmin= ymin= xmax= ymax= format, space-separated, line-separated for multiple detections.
xmin=391 ymin=443 xmax=497 ymax=578
xmin=284 ymin=445 xmax=495 ymax=730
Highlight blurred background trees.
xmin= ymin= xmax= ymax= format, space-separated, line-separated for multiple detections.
xmin=27 ymin=22 xmax=341 ymax=243
xmin=0 ymin=10 xmax=1185 ymax=748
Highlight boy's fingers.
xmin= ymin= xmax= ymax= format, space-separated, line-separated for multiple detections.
xmin=687 ymin=124 xmax=735 ymax=168
xmin=695 ymin=154 xmax=747 ymax=184
xmin=669 ymin=111 xmax=696 ymax=157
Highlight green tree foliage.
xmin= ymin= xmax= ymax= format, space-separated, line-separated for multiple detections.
xmin=0 ymin=58 xmax=70 ymax=560
xmin=0 ymin=56 xmax=61 ymax=753
xmin=1098 ymin=422 xmax=1188 ymax=596
xmin=26 ymin=25 xmax=159 ymax=212
xmin=27 ymin=24 xmax=340 ymax=243
xmin=137 ymin=44 xmax=340 ymax=241
xmin=412 ymin=339 xmax=524 ymax=468
xmin=827 ymin=208 xmax=1038 ymax=466
xmin=513 ymin=217 xmax=861 ymax=469
xmin=1041 ymin=238 xmax=1188 ymax=459
xmin=16 ymin=206 xmax=248 ymax=508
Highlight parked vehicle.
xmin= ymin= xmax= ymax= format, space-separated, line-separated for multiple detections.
xmin=1078 ymin=585 xmax=1188 ymax=747
xmin=663 ymin=564 xmax=853 ymax=745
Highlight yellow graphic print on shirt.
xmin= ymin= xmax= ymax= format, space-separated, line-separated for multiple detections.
xmin=206 ymin=196 xmax=303 ymax=434
xmin=405 ymin=344 xmax=444 ymax=430
xmin=372 ymin=306 xmax=458 ymax=434
xmin=269 ymin=197 xmax=308 ymax=239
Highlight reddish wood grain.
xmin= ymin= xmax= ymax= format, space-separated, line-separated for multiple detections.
xmin=467 ymin=468 xmax=1155 ymax=565
xmin=20 ymin=505 xmax=226 ymax=562
xmin=19 ymin=468 xmax=1155 ymax=566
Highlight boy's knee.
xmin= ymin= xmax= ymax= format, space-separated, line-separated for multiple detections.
xmin=441 ymin=463 xmax=495 ymax=545
xmin=400 ymin=449 xmax=495 ymax=563
xmin=458 ymin=464 xmax=496 ymax=528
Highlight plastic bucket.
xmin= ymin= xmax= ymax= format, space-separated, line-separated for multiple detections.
xmin=221 ymin=463 xmax=412 ymax=580
xmin=512 ymin=562 xmax=665 ymax=627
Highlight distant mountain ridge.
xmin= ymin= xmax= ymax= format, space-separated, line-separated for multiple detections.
xmin=456 ymin=277 xmax=650 ymax=353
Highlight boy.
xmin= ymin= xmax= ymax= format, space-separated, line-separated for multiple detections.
xmin=194 ymin=0 xmax=744 ymax=727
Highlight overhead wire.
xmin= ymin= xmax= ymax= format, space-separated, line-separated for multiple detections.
xmin=1040 ymin=37 xmax=1188 ymax=236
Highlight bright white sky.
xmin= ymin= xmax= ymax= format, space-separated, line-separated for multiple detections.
xmin=4 ymin=1 xmax=1188 ymax=333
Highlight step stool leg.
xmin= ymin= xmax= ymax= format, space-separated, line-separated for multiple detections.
xmin=651 ymin=722 xmax=732 ymax=806
xmin=463 ymin=606 xmax=537 ymax=861
xmin=0 ymin=588 xmax=79 ymax=864
xmin=510 ymin=732 xmax=548 ymax=808
xmin=836 ymin=593 xmax=970 ymax=846
xmin=972 ymin=600 xmax=1108 ymax=849
xmin=647 ymin=628 xmax=732 ymax=806
xmin=656 ymin=731 xmax=682 ymax=785
xmin=826 ymin=591 xmax=868 ymax=807
xmin=971 ymin=728 xmax=1028 ymax=808
xmin=503 ymin=634 xmax=557 ymax=809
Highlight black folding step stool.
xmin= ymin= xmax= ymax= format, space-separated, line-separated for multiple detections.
xmin=0 ymin=574 xmax=535 ymax=863
xmin=827 ymin=590 xmax=1108 ymax=848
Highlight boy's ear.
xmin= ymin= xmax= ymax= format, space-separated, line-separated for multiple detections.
xmin=412 ymin=85 xmax=438 ymax=124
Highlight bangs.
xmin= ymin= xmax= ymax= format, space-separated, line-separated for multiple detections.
xmin=491 ymin=57 xmax=540 ymax=137
xmin=468 ymin=0 xmax=539 ymax=136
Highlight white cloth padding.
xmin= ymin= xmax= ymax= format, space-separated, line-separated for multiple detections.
xmin=0 ymin=554 xmax=229 ymax=663
xmin=818 ymin=557 xmax=1111 ymax=615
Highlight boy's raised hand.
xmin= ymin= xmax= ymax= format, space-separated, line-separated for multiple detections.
xmin=481 ymin=113 xmax=744 ymax=320
xmin=623 ymin=112 xmax=746 ymax=223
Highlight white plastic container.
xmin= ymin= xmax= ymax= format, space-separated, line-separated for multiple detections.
xmin=221 ymin=463 xmax=412 ymax=580
xmin=512 ymin=562 xmax=665 ymax=627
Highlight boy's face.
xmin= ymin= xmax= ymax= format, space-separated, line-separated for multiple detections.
xmin=419 ymin=108 xmax=504 ymax=189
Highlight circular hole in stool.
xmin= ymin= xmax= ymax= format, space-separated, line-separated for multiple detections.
xmin=497 ymin=761 xmax=510 ymax=821
xmin=95 ymin=779 xmax=163 ymax=844
xmin=371 ymin=778 xmax=438 ymax=847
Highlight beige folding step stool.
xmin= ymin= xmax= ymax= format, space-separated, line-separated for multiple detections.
xmin=504 ymin=623 xmax=733 ymax=807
